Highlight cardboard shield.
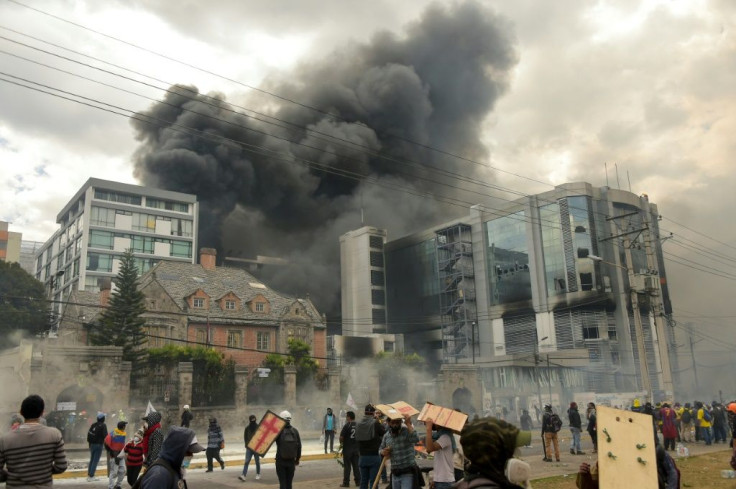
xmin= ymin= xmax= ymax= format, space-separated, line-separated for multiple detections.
xmin=247 ymin=410 xmax=288 ymax=456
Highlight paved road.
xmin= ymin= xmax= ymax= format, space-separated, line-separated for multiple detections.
xmin=51 ymin=432 xmax=730 ymax=489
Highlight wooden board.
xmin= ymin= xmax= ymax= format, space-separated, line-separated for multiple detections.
xmin=597 ymin=406 xmax=657 ymax=489
xmin=374 ymin=401 xmax=420 ymax=420
xmin=417 ymin=402 xmax=468 ymax=433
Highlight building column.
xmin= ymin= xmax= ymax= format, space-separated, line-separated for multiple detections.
xmin=178 ymin=362 xmax=193 ymax=408
xmin=329 ymin=367 xmax=341 ymax=407
xmin=234 ymin=365 xmax=249 ymax=409
xmin=284 ymin=366 xmax=297 ymax=407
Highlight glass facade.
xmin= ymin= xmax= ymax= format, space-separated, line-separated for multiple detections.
xmin=485 ymin=212 xmax=532 ymax=305
xmin=568 ymin=196 xmax=596 ymax=291
xmin=539 ymin=203 xmax=566 ymax=297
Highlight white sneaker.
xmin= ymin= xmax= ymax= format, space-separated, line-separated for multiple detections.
xmin=239 ymin=475 xmax=246 ymax=481
xmin=256 ymin=474 xmax=261 ymax=480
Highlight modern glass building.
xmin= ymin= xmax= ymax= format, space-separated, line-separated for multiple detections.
xmin=35 ymin=178 xmax=199 ymax=313
xmin=383 ymin=182 xmax=675 ymax=407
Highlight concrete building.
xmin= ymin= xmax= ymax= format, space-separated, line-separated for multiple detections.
xmin=0 ymin=221 xmax=22 ymax=264
xmin=19 ymin=240 xmax=44 ymax=275
xmin=34 ymin=178 xmax=199 ymax=314
xmin=376 ymin=182 xmax=675 ymax=414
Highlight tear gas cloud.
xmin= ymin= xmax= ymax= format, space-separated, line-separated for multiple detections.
xmin=132 ymin=2 xmax=517 ymax=315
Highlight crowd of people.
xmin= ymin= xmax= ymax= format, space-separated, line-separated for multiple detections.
xmin=2 ymin=393 xmax=735 ymax=489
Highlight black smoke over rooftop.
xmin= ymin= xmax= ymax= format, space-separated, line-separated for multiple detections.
xmin=131 ymin=1 xmax=518 ymax=315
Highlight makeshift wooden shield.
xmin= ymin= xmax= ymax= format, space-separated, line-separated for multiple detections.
xmin=596 ymin=405 xmax=657 ymax=489
xmin=374 ymin=401 xmax=420 ymax=420
xmin=246 ymin=410 xmax=288 ymax=456
xmin=418 ymin=402 xmax=468 ymax=433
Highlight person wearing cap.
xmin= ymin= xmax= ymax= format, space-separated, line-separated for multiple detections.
xmin=181 ymin=405 xmax=193 ymax=428
xmin=356 ymin=404 xmax=386 ymax=489
xmin=424 ymin=416 xmax=456 ymax=488
xmin=141 ymin=411 xmax=164 ymax=468
xmin=540 ymin=405 xmax=559 ymax=462
xmin=239 ymin=414 xmax=262 ymax=481
xmin=123 ymin=428 xmax=145 ymax=486
xmin=139 ymin=426 xmax=204 ymax=489
xmin=275 ymin=410 xmax=302 ymax=489
xmin=87 ymin=412 xmax=108 ymax=481
xmin=104 ymin=420 xmax=128 ymax=489
xmin=454 ymin=417 xmax=530 ymax=489
xmin=380 ymin=413 xmax=419 ymax=489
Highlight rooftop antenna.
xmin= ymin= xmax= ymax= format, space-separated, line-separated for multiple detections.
xmin=614 ymin=163 xmax=621 ymax=189
xmin=604 ymin=162 xmax=609 ymax=187
xmin=360 ymin=187 xmax=365 ymax=226
xmin=627 ymin=170 xmax=632 ymax=192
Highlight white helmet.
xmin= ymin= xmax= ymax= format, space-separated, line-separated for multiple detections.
xmin=279 ymin=410 xmax=292 ymax=420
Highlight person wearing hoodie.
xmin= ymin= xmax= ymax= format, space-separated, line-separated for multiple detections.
xmin=141 ymin=411 xmax=164 ymax=468
xmin=124 ymin=428 xmax=145 ymax=486
xmin=206 ymin=417 xmax=226 ymax=472
xmin=568 ymin=402 xmax=584 ymax=455
xmin=139 ymin=427 xmax=204 ymax=489
xmin=87 ymin=412 xmax=108 ymax=481
xmin=104 ymin=420 xmax=128 ymax=489
xmin=239 ymin=414 xmax=261 ymax=481
xmin=0 ymin=394 xmax=67 ymax=488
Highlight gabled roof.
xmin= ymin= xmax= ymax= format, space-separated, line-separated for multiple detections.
xmin=139 ymin=261 xmax=324 ymax=326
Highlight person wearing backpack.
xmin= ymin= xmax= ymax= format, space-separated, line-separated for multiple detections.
xmin=137 ymin=427 xmax=204 ymax=489
xmin=695 ymin=401 xmax=712 ymax=445
xmin=356 ymin=404 xmax=386 ymax=489
xmin=87 ymin=412 xmax=108 ymax=481
xmin=679 ymin=403 xmax=693 ymax=442
xmin=275 ymin=410 xmax=302 ymax=489
xmin=541 ymin=404 xmax=561 ymax=462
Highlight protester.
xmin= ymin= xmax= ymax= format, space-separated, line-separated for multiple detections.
xmin=540 ymin=405 xmax=560 ymax=462
xmin=659 ymin=403 xmax=677 ymax=451
xmin=275 ymin=410 xmax=302 ymax=489
xmin=679 ymin=403 xmax=694 ymax=443
xmin=206 ymin=417 xmax=226 ymax=472
xmin=323 ymin=407 xmax=338 ymax=454
xmin=87 ymin=412 xmax=108 ymax=481
xmin=568 ymin=402 xmax=584 ymax=455
xmin=138 ymin=427 xmax=204 ymax=489
xmin=340 ymin=411 xmax=360 ymax=488
xmin=104 ymin=420 xmax=128 ymax=489
xmin=586 ymin=403 xmax=597 ymax=453
xmin=380 ymin=414 xmax=419 ymax=489
xmin=712 ymin=402 xmax=728 ymax=443
xmin=0 ymin=394 xmax=67 ymax=488
xmin=519 ymin=410 xmax=533 ymax=431
xmin=181 ymin=405 xmax=193 ymax=428
xmin=141 ymin=411 xmax=164 ymax=468
xmin=123 ymin=428 xmax=145 ymax=486
xmin=454 ymin=417 xmax=527 ymax=489
xmin=239 ymin=414 xmax=262 ymax=481
xmin=695 ymin=401 xmax=712 ymax=445
xmin=356 ymin=404 xmax=386 ymax=489
xmin=424 ymin=417 xmax=456 ymax=489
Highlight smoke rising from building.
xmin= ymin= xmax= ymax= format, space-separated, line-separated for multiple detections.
xmin=131 ymin=1 xmax=518 ymax=314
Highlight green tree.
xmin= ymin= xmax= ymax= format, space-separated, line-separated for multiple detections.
xmin=90 ymin=250 xmax=147 ymax=363
xmin=0 ymin=261 xmax=49 ymax=348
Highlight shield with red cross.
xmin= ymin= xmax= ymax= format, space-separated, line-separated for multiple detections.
xmin=247 ymin=410 xmax=288 ymax=456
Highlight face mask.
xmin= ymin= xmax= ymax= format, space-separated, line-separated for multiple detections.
xmin=181 ymin=456 xmax=193 ymax=469
xmin=143 ymin=422 xmax=149 ymax=430
xmin=390 ymin=424 xmax=401 ymax=434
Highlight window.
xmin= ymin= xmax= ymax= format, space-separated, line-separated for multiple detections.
xmin=170 ymin=218 xmax=193 ymax=237
xmin=146 ymin=198 xmax=189 ymax=213
xmin=225 ymin=300 xmax=236 ymax=310
xmin=369 ymin=251 xmax=384 ymax=267
xmin=195 ymin=328 xmax=207 ymax=344
xmin=147 ymin=326 xmax=167 ymax=347
xmin=257 ymin=332 xmax=270 ymax=350
xmin=132 ymin=213 xmax=156 ymax=232
xmin=89 ymin=230 xmax=114 ymax=250
xmin=171 ymin=240 xmax=192 ymax=258
xmin=370 ymin=270 xmax=384 ymax=286
xmin=90 ymin=206 xmax=116 ymax=227
xmin=255 ymin=302 xmax=265 ymax=312
xmin=369 ymin=235 xmax=384 ymax=250
xmin=372 ymin=308 xmax=386 ymax=324
xmin=582 ymin=324 xmax=599 ymax=340
xmin=371 ymin=289 xmax=385 ymax=305
xmin=86 ymin=252 xmax=113 ymax=272
xmin=227 ymin=330 xmax=242 ymax=348
xmin=193 ymin=298 xmax=205 ymax=308
xmin=94 ymin=189 xmax=142 ymax=205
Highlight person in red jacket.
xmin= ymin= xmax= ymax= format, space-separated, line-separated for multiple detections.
xmin=124 ymin=428 xmax=145 ymax=486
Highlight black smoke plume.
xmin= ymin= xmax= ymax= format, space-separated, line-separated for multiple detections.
xmin=131 ymin=1 xmax=518 ymax=316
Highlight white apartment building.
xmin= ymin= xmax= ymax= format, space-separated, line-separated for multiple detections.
xmin=35 ymin=178 xmax=199 ymax=312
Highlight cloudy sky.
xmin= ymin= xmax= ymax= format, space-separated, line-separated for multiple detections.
xmin=2 ymin=0 xmax=735 ymax=388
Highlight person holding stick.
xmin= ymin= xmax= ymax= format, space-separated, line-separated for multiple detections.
xmin=380 ymin=414 xmax=419 ymax=489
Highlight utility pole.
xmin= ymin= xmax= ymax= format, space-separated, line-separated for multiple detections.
xmin=642 ymin=206 xmax=674 ymax=398
xmin=623 ymin=236 xmax=653 ymax=402
xmin=546 ymin=353 xmax=553 ymax=406
xmin=687 ymin=323 xmax=699 ymax=389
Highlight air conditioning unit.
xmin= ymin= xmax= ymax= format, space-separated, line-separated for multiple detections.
xmin=630 ymin=274 xmax=646 ymax=293
xmin=644 ymin=275 xmax=659 ymax=293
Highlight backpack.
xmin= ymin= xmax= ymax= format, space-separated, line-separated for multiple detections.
xmin=87 ymin=423 xmax=105 ymax=444
xmin=131 ymin=458 xmax=180 ymax=489
xmin=680 ymin=409 xmax=691 ymax=424
xmin=702 ymin=409 xmax=712 ymax=423
xmin=549 ymin=413 xmax=563 ymax=432
xmin=279 ymin=426 xmax=299 ymax=460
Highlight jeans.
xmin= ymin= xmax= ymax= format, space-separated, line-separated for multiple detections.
xmin=242 ymin=448 xmax=261 ymax=476
xmin=88 ymin=444 xmax=103 ymax=477
xmin=343 ymin=448 xmax=360 ymax=485
xmin=107 ymin=456 xmax=125 ymax=489
xmin=714 ymin=424 xmax=728 ymax=443
xmin=359 ymin=454 xmax=382 ymax=489
xmin=324 ymin=430 xmax=335 ymax=452
xmin=570 ymin=428 xmax=582 ymax=452
xmin=700 ymin=426 xmax=712 ymax=445
xmin=276 ymin=458 xmax=296 ymax=489
xmin=392 ymin=472 xmax=413 ymax=489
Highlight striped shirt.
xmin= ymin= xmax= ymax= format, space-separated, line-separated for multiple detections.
xmin=380 ymin=426 xmax=419 ymax=470
xmin=0 ymin=423 xmax=67 ymax=488
xmin=124 ymin=442 xmax=144 ymax=467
